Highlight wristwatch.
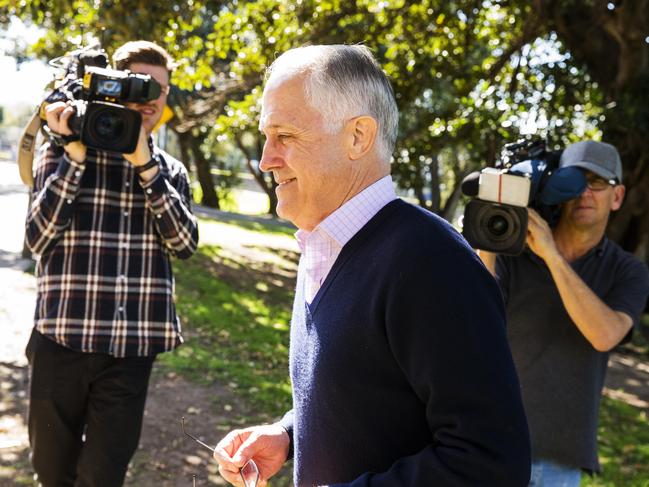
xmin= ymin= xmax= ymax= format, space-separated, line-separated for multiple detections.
xmin=43 ymin=124 xmax=80 ymax=147
xmin=135 ymin=158 xmax=159 ymax=174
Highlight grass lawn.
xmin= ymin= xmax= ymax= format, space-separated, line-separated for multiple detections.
xmin=164 ymin=216 xmax=649 ymax=486
xmin=163 ymin=217 xmax=297 ymax=423
xmin=585 ymin=397 xmax=649 ymax=486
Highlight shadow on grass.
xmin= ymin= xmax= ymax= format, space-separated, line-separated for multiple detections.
xmin=583 ymin=397 xmax=649 ymax=486
xmin=167 ymin=243 xmax=297 ymax=418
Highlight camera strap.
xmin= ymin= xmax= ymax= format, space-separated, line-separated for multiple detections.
xmin=18 ymin=111 xmax=43 ymax=188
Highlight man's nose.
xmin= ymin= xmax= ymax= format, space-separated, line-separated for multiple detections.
xmin=578 ymin=186 xmax=596 ymax=201
xmin=259 ymin=140 xmax=283 ymax=173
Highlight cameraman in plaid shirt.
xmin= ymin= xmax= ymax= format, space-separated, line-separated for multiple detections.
xmin=25 ymin=41 xmax=198 ymax=486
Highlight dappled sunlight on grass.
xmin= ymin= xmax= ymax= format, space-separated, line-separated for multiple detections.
xmin=582 ymin=397 xmax=649 ymax=486
xmin=165 ymin=243 xmax=295 ymax=417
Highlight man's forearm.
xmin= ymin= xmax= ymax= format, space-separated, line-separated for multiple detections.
xmin=140 ymin=169 xmax=199 ymax=259
xmin=26 ymin=150 xmax=84 ymax=255
xmin=544 ymin=251 xmax=632 ymax=351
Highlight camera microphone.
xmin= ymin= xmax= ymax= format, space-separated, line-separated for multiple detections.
xmin=461 ymin=171 xmax=481 ymax=197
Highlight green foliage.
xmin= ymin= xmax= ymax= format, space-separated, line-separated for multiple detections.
xmin=6 ymin=0 xmax=649 ymax=254
xmin=3 ymin=0 xmax=609 ymax=216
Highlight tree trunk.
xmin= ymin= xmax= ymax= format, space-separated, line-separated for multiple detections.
xmin=179 ymin=131 xmax=220 ymax=209
xmin=235 ymin=135 xmax=278 ymax=216
xmin=441 ymin=169 xmax=472 ymax=223
xmin=176 ymin=128 xmax=192 ymax=174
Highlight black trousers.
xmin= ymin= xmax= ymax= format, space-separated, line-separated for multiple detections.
xmin=26 ymin=329 xmax=155 ymax=487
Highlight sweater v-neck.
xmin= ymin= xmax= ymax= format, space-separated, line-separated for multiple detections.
xmin=306 ymin=198 xmax=405 ymax=314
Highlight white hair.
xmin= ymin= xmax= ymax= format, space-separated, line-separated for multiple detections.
xmin=266 ymin=45 xmax=399 ymax=162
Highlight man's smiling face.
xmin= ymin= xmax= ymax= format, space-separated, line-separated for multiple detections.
xmin=258 ymin=73 xmax=353 ymax=231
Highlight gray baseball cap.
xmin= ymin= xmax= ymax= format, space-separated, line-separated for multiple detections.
xmin=559 ymin=140 xmax=622 ymax=183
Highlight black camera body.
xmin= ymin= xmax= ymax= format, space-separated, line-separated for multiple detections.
xmin=461 ymin=139 xmax=587 ymax=255
xmin=41 ymin=49 xmax=161 ymax=153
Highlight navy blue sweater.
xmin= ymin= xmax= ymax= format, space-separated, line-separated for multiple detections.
xmin=279 ymin=199 xmax=530 ymax=486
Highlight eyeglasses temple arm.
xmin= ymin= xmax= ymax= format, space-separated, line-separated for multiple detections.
xmin=181 ymin=417 xmax=215 ymax=452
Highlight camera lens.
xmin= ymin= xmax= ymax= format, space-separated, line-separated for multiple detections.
xmin=462 ymin=200 xmax=529 ymax=255
xmin=81 ymin=101 xmax=141 ymax=153
xmin=482 ymin=208 xmax=515 ymax=242
xmin=487 ymin=215 xmax=509 ymax=237
xmin=95 ymin=111 xmax=125 ymax=139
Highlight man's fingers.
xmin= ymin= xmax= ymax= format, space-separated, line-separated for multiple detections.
xmin=527 ymin=209 xmax=542 ymax=225
xmin=58 ymin=106 xmax=77 ymax=135
xmin=44 ymin=102 xmax=75 ymax=135
xmin=215 ymin=429 xmax=248 ymax=458
xmin=231 ymin=434 xmax=260 ymax=464
xmin=214 ymin=444 xmax=240 ymax=466
xmin=218 ymin=463 xmax=243 ymax=486
xmin=44 ymin=102 xmax=66 ymax=126
xmin=214 ymin=428 xmax=252 ymax=471
xmin=44 ymin=101 xmax=66 ymax=115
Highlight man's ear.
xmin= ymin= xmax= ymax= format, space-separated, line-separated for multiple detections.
xmin=611 ymin=184 xmax=626 ymax=211
xmin=346 ymin=115 xmax=378 ymax=161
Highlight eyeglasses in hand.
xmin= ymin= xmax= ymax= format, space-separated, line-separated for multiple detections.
xmin=181 ymin=417 xmax=260 ymax=487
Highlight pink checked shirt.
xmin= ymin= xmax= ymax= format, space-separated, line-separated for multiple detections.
xmin=295 ymin=176 xmax=397 ymax=303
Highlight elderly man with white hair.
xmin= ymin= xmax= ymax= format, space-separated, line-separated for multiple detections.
xmin=214 ymin=44 xmax=531 ymax=487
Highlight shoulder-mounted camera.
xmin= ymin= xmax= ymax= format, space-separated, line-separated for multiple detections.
xmin=18 ymin=46 xmax=162 ymax=187
xmin=460 ymin=139 xmax=587 ymax=255
xmin=40 ymin=48 xmax=161 ymax=153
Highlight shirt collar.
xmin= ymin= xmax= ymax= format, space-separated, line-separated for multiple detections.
xmin=295 ymin=175 xmax=397 ymax=250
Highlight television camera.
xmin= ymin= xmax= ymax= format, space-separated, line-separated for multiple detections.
xmin=461 ymin=139 xmax=587 ymax=255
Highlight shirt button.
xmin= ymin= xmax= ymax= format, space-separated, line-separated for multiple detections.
xmin=74 ymin=171 xmax=81 ymax=177
xmin=67 ymin=199 xmax=72 ymax=204
xmin=146 ymin=188 xmax=153 ymax=195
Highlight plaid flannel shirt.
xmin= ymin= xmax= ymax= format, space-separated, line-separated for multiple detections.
xmin=26 ymin=142 xmax=199 ymax=357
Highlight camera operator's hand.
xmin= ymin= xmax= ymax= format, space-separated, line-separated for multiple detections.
xmin=44 ymin=102 xmax=86 ymax=163
xmin=123 ymin=126 xmax=159 ymax=182
xmin=526 ymin=209 xmax=559 ymax=263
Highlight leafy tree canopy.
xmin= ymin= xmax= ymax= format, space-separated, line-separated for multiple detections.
xmin=3 ymin=0 xmax=647 ymax=255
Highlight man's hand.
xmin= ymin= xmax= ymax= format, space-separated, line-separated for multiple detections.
xmin=44 ymin=102 xmax=86 ymax=163
xmin=123 ymin=125 xmax=160 ymax=182
xmin=214 ymin=424 xmax=290 ymax=487
xmin=123 ymin=125 xmax=151 ymax=166
xmin=525 ymin=208 xmax=559 ymax=262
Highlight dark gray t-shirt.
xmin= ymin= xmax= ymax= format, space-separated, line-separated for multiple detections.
xmin=496 ymin=237 xmax=649 ymax=472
